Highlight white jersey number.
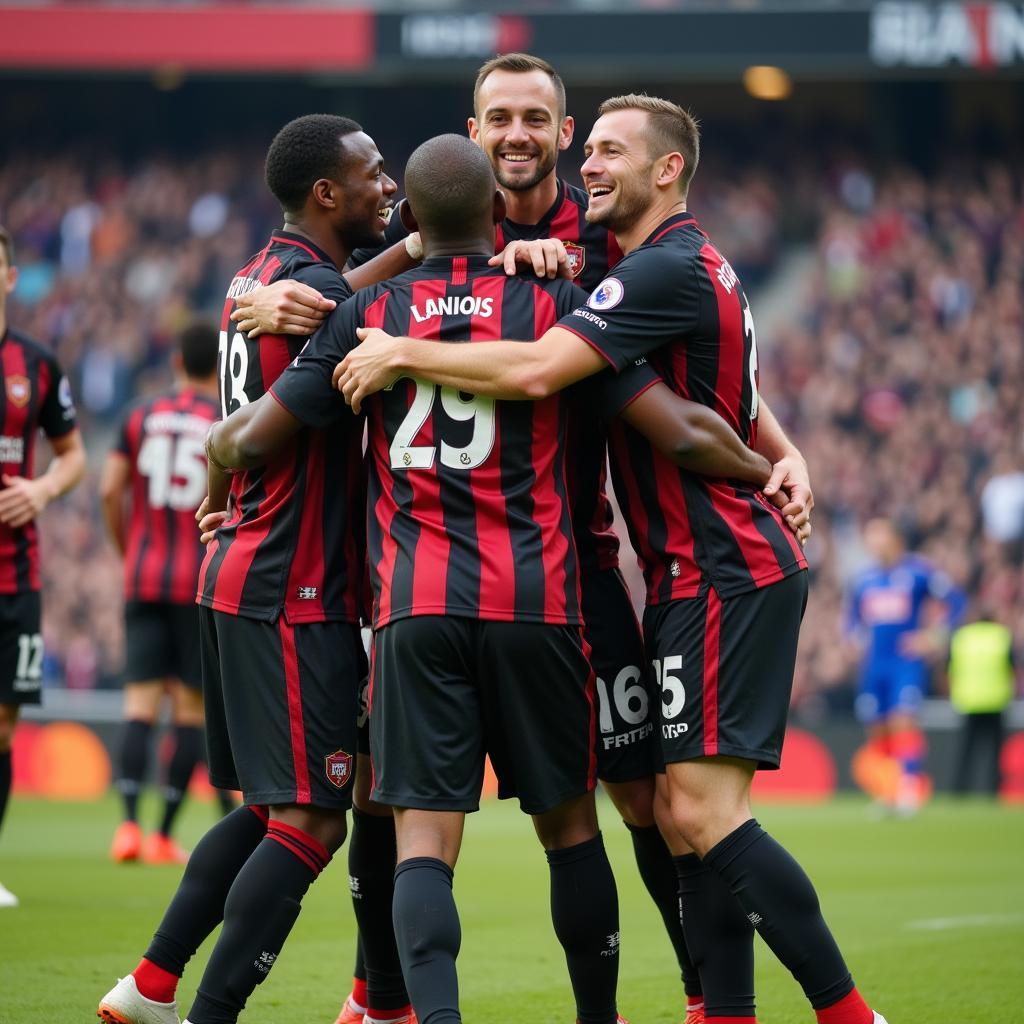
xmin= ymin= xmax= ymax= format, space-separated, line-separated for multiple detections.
xmin=138 ymin=434 xmax=207 ymax=511
xmin=218 ymin=330 xmax=250 ymax=418
xmin=388 ymin=378 xmax=496 ymax=471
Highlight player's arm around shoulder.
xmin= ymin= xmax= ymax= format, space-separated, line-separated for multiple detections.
xmin=230 ymin=261 xmax=354 ymax=338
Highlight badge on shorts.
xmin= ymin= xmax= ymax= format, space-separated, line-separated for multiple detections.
xmin=325 ymin=749 xmax=353 ymax=788
xmin=6 ymin=375 xmax=30 ymax=408
xmin=564 ymin=242 xmax=586 ymax=279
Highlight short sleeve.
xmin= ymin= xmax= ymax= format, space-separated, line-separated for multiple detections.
xmin=556 ymin=244 xmax=699 ymax=371
xmin=37 ymin=355 xmax=77 ymax=439
xmin=601 ymin=356 xmax=663 ymax=415
xmin=295 ymin=261 xmax=354 ymax=306
xmin=270 ymin=292 xmax=364 ymax=429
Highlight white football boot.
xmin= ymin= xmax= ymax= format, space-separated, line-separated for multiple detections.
xmin=873 ymin=1013 xmax=889 ymax=1023
xmin=0 ymin=881 xmax=18 ymax=907
xmin=97 ymin=974 xmax=180 ymax=1024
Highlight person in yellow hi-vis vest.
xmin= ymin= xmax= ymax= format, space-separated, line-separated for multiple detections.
xmin=949 ymin=610 xmax=1017 ymax=795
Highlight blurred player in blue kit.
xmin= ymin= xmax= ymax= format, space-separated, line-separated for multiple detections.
xmin=847 ymin=517 xmax=965 ymax=813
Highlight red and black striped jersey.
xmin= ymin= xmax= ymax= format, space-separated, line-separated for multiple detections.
xmin=0 ymin=327 xmax=77 ymax=594
xmin=197 ymin=231 xmax=365 ymax=625
xmin=114 ymin=388 xmax=219 ymax=604
xmin=272 ymin=255 xmax=583 ymax=630
xmin=562 ymin=212 xmax=807 ymax=603
xmin=350 ymin=182 xmax=624 ymax=570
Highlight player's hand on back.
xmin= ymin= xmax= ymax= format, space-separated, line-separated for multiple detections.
xmin=0 ymin=474 xmax=54 ymax=528
xmin=230 ymin=280 xmax=335 ymax=337
xmin=195 ymin=495 xmax=228 ymax=546
xmin=763 ymin=454 xmax=814 ymax=546
xmin=489 ymin=238 xmax=572 ymax=280
xmin=334 ymin=328 xmax=403 ymax=414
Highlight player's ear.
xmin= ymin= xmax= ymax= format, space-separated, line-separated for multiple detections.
xmin=399 ymin=198 xmax=419 ymax=234
xmin=3 ymin=265 xmax=17 ymax=296
xmin=492 ymin=189 xmax=507 ymax=225
xmin=467 ymin=116 xmax=480 ymax=143
xmin=311 ymin=178 xmax=337 ymax=211
xmin=657 ymin=152 xmax=685 ymax=190
xmin=558 ymin=115 xmax=574 ymax=152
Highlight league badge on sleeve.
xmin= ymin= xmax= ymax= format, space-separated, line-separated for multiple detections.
xmin=325 ymin=749 xmax=353 ymax=788
xmin=564 ymin=242 xmax=586 ymax=279
xmin=588 ymin=277 xmax=624 ymax=311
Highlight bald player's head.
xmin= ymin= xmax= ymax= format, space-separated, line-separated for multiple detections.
xmin=404 ymin=134 xmax=498 ymax=241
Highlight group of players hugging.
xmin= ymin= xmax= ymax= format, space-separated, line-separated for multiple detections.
xmin=0 ymin=49 xmax=890 ymax=1024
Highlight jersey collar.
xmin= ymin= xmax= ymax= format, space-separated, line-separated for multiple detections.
xmin=644 ymin=211 xmax=701 ymax=247
xmin=503 ymin=178 xmax=568 ymax=234
xmin=270 ymin=230 xmax=334 ymax=264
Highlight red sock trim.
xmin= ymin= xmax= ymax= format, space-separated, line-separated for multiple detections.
xmin=687 ymin=996 xmax=706 ymax=1009
xmin=366 ymin=1003 xmax=413 ymax=1021
xmin=267 ymin=818 xmax=330 ymax=875
xmin=351 ymin=977 xmax=368 ymax=1008
xmin=815 ymin=988 xmax=872 ymax=1024
xmin=247 ymin=803 xmax=270 ymax=826
xmin=132 ymin=957 xmax=179 ymax=1003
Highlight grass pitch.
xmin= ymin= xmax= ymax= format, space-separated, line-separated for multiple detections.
xmin=0 ymin=794 xmax=1022 ymax=1023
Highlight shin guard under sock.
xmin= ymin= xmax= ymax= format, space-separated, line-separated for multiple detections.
xmin=393 ymin=857 xmax=461 ymax=1024
xmin=187 ymin=819 xmax=330 ymax=1024
xmin=349 ymin=809 xmax=410 ymax=1013
xmin=704 ymin=820 xmax=865 ymax=1017
xmin=118 ymin=719 xmax=152 ymax=822
xmin=625 ymin=822 xmax=702 ymax=998
xmin=140 ymin=805 xmax=269 ymax=986
xmin=160 ymin=725 xmax=203 ymax=837
xmin=674 ymin=853 xmax=755 ymax=1018
xmin=546 ymin=833 xmax=620 ymax=1024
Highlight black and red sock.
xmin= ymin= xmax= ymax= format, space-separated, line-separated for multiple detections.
xmin=159 ymin=725 xmax=203 ymax=838
xmin=187 ymin=819 xmax=331 ymax=1024
xmin=118 ymin=719 xmax=152 ymax=823
xmin=626 ymin=822 xmax=702 ymax=1000
xmin=349 ymin=809 xmax=410 ymax=1017
xmin=674 ymin=853 xmax=755 ymax=1020
xmin=704 ymin=820 xmax=872 ymax=1024
xmin=136 ymin=804 xmax=269 ymax=998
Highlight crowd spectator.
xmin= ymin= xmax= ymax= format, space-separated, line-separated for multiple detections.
xmin=2 ymin=148 xmax=1021 ymax=707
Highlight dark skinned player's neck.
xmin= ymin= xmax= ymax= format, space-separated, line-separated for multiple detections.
xmin=281 ymin=218 xmax=352 ymax=273
xmin=422 ymin=237 xmax=494 ymax=260
xmin=502 ymin=172 xmax=560 ymax=226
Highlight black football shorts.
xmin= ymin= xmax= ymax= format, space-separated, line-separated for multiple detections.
xmin=124 ymin=600 xmax=203 ymax=690
xmin=643 ymin=570 xmax=808 ymax=770
xmin=0 ymin=591 xmax=43 ymax=706
xmin=369 ymin=615 xmax=597 ymax=815
xmin=582 ymin=567 xmax=657 ymax=783
xmin=200 ymin=606 xmax=363 ymax=809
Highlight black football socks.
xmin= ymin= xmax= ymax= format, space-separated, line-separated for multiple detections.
xmin=118 ymin=718 xmax=152 ymax=822
xmin=159 ymin=724 xmax=203 ymax=838
xmin=187 ymin=819 xmax=331 ymax=1024
xmin=703 ymin=820 xmax=860 ymax=1013
xmin=626 ymin=822 xmax=703 ymax=1000
xmin=674 ymin=852 xmax=755 ymax=1019
xmin=141 ymin=805 xmax=269 ymax=984
xmin=349 ymin=809 xmax=411 ymax=1015
xmin=546 ymin=833 xmax=620 ymax=1024
xmin=393 ymin=857 xmax=462 ymax=1024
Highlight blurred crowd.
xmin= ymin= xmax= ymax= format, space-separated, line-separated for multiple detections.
xmin=1 ymin=149 xmax=1021 ymax=704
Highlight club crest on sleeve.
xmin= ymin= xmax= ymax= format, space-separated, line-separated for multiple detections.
xmin=588 ymin=277 xmax=624 ymax=311
xmin=325 ymin=749 xmax=353 ymax=788
xmin=6 ymin=375 xmax=30 ymax=408
xmin=564 ymin=242 xmax=586 ymax=279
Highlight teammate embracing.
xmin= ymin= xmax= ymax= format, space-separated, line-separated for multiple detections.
xmin=98 ymin=114 xmax=407 ymax=1024
xmin=334 ymin=97 xmax=887 ymax=1024
xmin=234 ymin=55 xmax=708 ymax=1024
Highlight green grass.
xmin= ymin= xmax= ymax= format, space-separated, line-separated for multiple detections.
xmin=1 ymin=795 xmax=1022 ymax=1023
